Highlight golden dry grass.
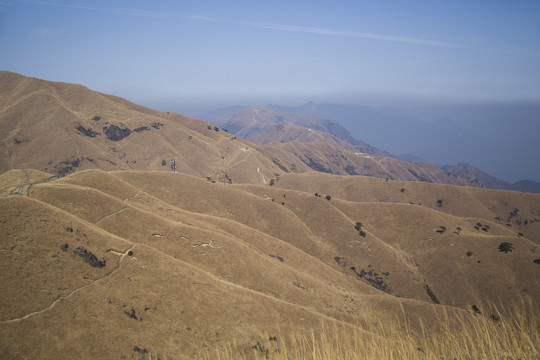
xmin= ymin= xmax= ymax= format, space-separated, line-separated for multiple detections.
xmin=1 ymin=169 xmax=539 ymax=359
xmin=199 ymin=297 xmax=539 ymax=360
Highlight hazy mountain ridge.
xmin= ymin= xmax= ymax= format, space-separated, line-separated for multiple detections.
xmin=218 ymin=105 xmax=366 ymax=148
xmin=209 ymin=101 xmax=539 ymax=193
xmin=265 ymin=101 xmax=540 ymax=185
xmin=442 ymin=163 xmax=540 ymax=194
xmin=204 ymin=105 xmax=484 ymax=188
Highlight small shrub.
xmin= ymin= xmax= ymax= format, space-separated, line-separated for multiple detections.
xmin=466 ymin=251 xmax=473 ymax=257
xmin=354 ymin=222 xmax=363 ymax=231
xmin=359 ymin=230 xmax=366 ymax=238
xmin=436 ymin=226 xmax=446 ymax=234
xmin=161 ymin=160 xmax=166 ymax=166
xmin=472 ymin=305 xmax=481 ymax=315
xmin=400 ymin=188 xmax=405 ymax=193
xmin=128 ymin=250 xmax=134 ymax=256
xmin=498 ymin=242 xmax=514 ymax=253
xmin=437 ymin=199 xmax=443 ymax=207
xmin=533 ymin=258 xmax=540 ymax=265
xmin=325 ymin=195 xmax=331 ymax=201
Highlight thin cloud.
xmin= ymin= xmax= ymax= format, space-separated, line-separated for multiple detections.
xmin=191 ymin=15 xmax=460 ymax=48
xmin=257 ymin=23 xmax=461 ymax=48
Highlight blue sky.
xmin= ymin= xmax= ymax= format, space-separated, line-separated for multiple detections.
xmin=1 ymin=0 xmax=539 ymax=111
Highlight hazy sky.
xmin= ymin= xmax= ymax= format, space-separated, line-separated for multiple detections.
xmin=1 ymin=0 xmax=539 ymax=112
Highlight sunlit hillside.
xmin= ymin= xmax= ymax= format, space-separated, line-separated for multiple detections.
xmin=1 ymin=169 xmax=538 ymax=358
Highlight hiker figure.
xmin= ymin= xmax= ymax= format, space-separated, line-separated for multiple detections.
xmin=170 ymin=159 xmax=176 ymax=173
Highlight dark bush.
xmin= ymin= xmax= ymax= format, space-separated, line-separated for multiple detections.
xmin=498 ymin=242 xmax=514 ymax=253
xmin=436 ymin=226 xmax=446 ymax=234
xmin=104 ymin=125 xmax=131 ymax=141
xmin=425 ymin=284 xmax=440 ymax=304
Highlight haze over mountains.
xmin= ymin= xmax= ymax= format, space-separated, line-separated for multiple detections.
xmin=202 ymin=104 xmax=540 ymax=193
xmin=264 ymin=101 xmax=540 ymax=184
xmin=1 ymin=72 xmax=540 ymax=358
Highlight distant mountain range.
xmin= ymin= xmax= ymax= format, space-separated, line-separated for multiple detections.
xmin=264 ymin=101 xmax=540 ymax=185
xmin=207 ymin=106 xmax=487 ymax=187
xmin=442 ymin=163 xmax=540 ymax=193
xmin=201 ymin=103 xmax=540 ymax=193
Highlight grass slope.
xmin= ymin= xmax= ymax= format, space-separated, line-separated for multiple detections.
xmin=1 ymin=169 xmax=539 ymax=358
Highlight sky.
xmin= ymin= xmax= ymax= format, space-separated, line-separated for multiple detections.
xmin=1 ymin=0 xmax=539 ymax=112
xmin=1 ymin=1 xmax=540 ymax=182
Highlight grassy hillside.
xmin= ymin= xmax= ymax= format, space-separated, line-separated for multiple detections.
xmin=1 ymin=169 xmax=538 ymax=358
xmin=0 ymin=71 xmax=286 ymax=184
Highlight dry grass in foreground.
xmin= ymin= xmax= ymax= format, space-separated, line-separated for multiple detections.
xmin=198 ymin=298 xmax=539 ymax=360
